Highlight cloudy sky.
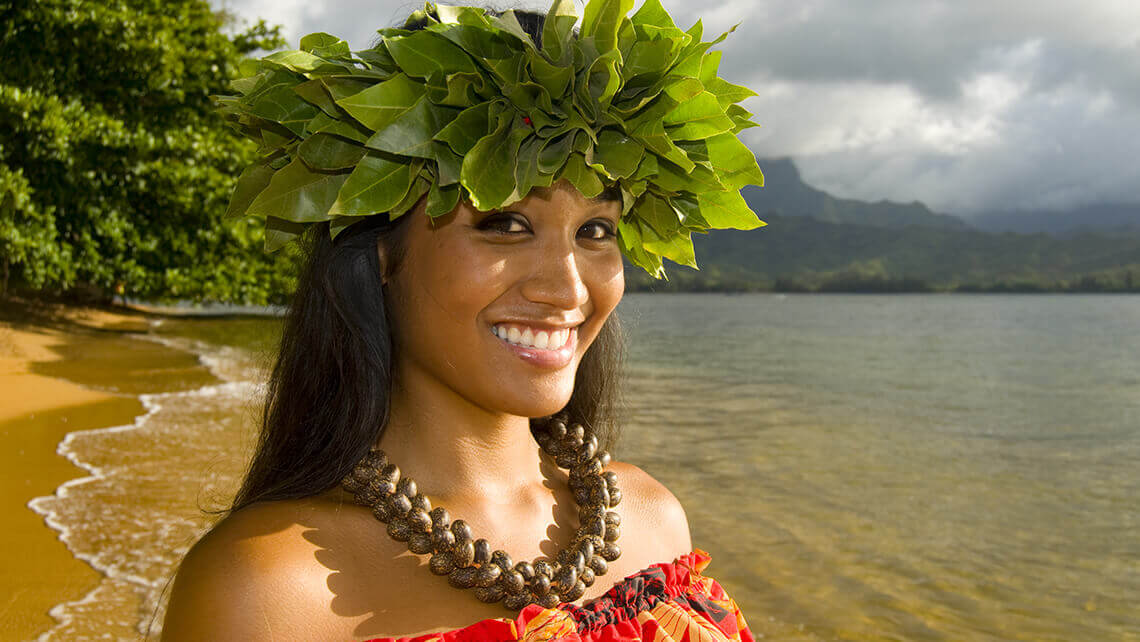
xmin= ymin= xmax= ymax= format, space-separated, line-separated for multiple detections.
xmin=212 ymin=0 xmax=1140 ymax=217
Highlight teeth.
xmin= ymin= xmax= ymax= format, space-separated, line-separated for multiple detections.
xmin=493 ymin=325 xmax=572 ymax=350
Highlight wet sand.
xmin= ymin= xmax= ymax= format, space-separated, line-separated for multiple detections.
xmin=0 ymin=298 xmax=209 ymax=640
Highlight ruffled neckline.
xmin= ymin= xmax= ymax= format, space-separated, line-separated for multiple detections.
xmin=362 ymin=548 xmax=713 ymax=641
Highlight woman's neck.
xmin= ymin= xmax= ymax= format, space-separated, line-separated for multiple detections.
xmin=377 ymin=375 xmax=550 ymax=510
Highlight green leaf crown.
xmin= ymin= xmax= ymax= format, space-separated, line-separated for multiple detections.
xmin=216 ymin=0 xmax=766 ymax=277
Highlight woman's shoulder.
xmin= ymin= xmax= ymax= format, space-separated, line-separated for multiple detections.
xmin=604 ymin=460 xmax=693 ymax=560
xmin=161 ymin=494 xmax=392 ymax=641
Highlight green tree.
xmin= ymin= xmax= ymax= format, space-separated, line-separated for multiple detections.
xmin=1 ymin=0 xmax=299 ymax=303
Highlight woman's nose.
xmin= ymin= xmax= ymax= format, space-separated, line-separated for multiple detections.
xmin=520 ymin=244 xmax=589 ymax=310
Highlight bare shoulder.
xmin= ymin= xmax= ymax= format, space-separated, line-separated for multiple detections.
xmin=161 ymin=496 xmax=375 ymax=641
xmin=606 ymin=461 xmax=693 ymax=560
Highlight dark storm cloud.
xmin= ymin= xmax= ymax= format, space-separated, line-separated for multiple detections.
xmin=213 ymin=0 xmax=1140 ymax=214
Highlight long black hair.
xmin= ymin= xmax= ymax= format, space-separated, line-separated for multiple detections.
xmin=229 ymin=10 xmax=626 ymax=512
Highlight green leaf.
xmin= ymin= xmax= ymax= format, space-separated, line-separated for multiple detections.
xmin=593 ymin=130 xmax=644 ymax=179
xmin=310 ymin=112 xmax=371 ymax=143
xmin=225 ymin=164 xmax=275 ymax=220
xmin=538 ymin=131 xmax=577 ymax=174
xmin=699 ymin=50 xmax=723 ymax=84
xmin=330 ymin=153 xmax=418 ymax=216
xmin=617 ymin=217 xmax=664 ymax=278
xmin=663 ymin=91 xmax=735 ymax=140
xmin=706 ymin=76 xmax=759 ymax=107
xmin=300 ymin=32 xmax=351 ymax=58
xmin=433 ymin=143 xmax=464 ymax=185
xmin=389 ymin=173 xmax=432 ymax=219
xmin=490 ymin=11 xmax=537 ymax=49
xmin=258 ymin=126 xmax=295 ymax=151
xmin=581 ymin=0 xmax=634 ymax=54
xmin=696 ymin=189 xmax=765 ymax=230
xmin=670 ymin=194 xmax=709 ymax=230
xmin=630 ymin=0 xmax=679 ymax=30
xmin=632 ymin=119 xmax=695 ymax=172
xmin=335 ymin=73 xmax=425 ymax=131
xmin=624 ymin=37 xmax=682 ymax=80
xmin=248 ymin=85 xmax=321 ymax=136
xmin=510 ymin=135 xmax=556 ymax=202
xmin=298 ymin=133 xmax=366 ymax=171
xmin=229 ymin=75 xmax=260 ymax=95
xmin=506 ymin=82 xmax=556 ymax=115
xmin=429 ymin=23 xmax=514 ymax=60
xmin=247 ymin=157 xmax=348 ymax=223
xmin=656 ymin=157 xmax=724 ymax=193
xmin=528 ymin=50 xmax=574 ymax=97
xmin=636 ymin=192 xmax=683 ymax=238
xmin=706 ymin=132 xmax=764 ymax=190
xmin=320 ymin=76 xmax=376 ymax=101
xmin=435 ymin=101 xmax=493 ymax=156
xmin=484 ymin=53 xmax=527 ymax=84
xmin=293 ymin=79 xmax=341 ymax=117
xmin=356 ymin=47 xmax=399 ymax=72
xmin=429 ymin=71 xmax=487 ymax=107
xmin=263 ymin=49 xmax=350 ymax=74
xmin=386 ymin=31 xmax=478 ymax=78
xmin=642 ymin=225 xmax=697 ymax=268
xmin=461 ymin=115 xmax=529 ymax=210
xmin=543 ymin=0 xmax=579 ymax=63
xmin=426 ymin=181 xmax=462 ymax=217
xmin=265 ymin=215 xmax=308 ymax=252
xmin=365 ymin=95 xmax=458 ymax=159
xmin=435 ymin=4 xmax=490 ymax=25
xmin=558 ymin=152 xmax=605 ymax=199
xmin=585 ymin=49 xmax=623 ymax=106
xmin=726 ymin=103 xmax=760 ymax=133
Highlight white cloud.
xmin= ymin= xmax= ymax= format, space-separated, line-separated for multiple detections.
xmin=209 ymin=0 xmax=1140 ymax=214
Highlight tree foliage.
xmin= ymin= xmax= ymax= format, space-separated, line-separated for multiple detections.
xmin=1 ymin=0 xmax=298 ymax=303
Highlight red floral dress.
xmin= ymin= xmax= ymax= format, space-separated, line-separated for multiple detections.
xmin=363 ymin=548 xmax=754 ymax=641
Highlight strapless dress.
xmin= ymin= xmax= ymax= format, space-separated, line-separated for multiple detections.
xmin=362 ymin=548 xmax=754 ymax=641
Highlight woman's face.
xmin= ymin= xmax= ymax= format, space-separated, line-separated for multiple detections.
xmin=382 ymin=179 xmax=625 ymax=419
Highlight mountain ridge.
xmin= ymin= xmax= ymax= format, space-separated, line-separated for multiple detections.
xmin=622 ymin=158 xmax=1140 ymax=292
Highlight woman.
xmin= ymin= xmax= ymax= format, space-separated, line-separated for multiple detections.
xmin=164 ymin=1 xmax=762 ymax=639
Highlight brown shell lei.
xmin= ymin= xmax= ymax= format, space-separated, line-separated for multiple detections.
xmin=341 ymin=416 xmax=622 ymax=611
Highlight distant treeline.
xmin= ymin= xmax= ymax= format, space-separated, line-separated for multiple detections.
xmin=626 ymin=265 xmax=1140 ymax=293
xmin=626 ymin=213 xmax=1140 ymax=293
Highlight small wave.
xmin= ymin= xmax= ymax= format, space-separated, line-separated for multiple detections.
xmin=28 ymin=331 xmax=262 ymax=640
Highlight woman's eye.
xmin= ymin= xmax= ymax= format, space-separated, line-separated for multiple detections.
xmin=477 ymin=213 xmax=529 ymax=234
xmin=579 ymin=220 xmax=617 ymax=241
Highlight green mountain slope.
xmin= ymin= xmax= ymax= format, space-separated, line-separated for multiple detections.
xmin=625 ymin=158 xmax=1140 ymax=293
xmin=744 ymin=158 xmax=969 ymax=230
xmin=626 ymin=216 xmax=1140 ymax=293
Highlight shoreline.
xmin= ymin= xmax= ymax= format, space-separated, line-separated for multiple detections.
xmin=0 ymin=297 xmax=210 ymax=640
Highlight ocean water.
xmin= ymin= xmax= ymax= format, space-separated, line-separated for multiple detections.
xmin=30 ymin=294 xmax=1140 ymax=640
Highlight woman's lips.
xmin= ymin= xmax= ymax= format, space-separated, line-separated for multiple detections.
xmin=491 ymin=323 xmax=578 ymax=368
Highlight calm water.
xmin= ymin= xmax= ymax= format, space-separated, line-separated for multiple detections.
xmin=33 ymin=294 xmax=1140 ymax=640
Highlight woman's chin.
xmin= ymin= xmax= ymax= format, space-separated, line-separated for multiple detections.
xmin=491 ymin=385 xmax=574 ymax=420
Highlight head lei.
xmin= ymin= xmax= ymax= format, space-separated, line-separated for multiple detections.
xmin=216 ymin=0 xmax=766 ymax=277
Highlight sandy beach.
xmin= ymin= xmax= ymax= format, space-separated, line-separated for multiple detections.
xmin=0 ymin=298 xmax=209 ymax=640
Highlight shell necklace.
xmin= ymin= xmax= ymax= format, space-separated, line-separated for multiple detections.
xmin=341 ymin=416 xmax=622 ymax=610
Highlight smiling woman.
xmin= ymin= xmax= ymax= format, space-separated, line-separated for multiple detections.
xmin=161 ymin=0 xmax=762 ymax=639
